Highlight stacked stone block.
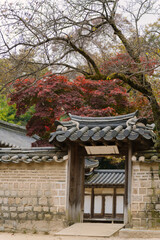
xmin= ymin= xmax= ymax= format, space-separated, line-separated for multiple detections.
xmin=131 ymin=161 xmax=160 ymax=228
xmin=0 ymin=161 xmax=67 ymax=233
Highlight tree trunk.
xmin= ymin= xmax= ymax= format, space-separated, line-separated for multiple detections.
xmin=149 ymin=95 xmax=160 ymax=149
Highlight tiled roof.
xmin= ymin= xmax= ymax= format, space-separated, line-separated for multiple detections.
xmin=0 ymin=147 xmax=67 ymax=164
xmin=85 ymin=158 xmax=99 ymax=169
xmin=133 ymin=149 xmax=160 ymax=163
xmin=85 ymin=169 xmax=125 ymax=186
xmin=49 ymin=112 xmax=155 ymax=146
xmin=0 ymin=120 xmax=39 ymax=148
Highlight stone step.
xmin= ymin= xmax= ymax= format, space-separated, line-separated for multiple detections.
xmin=55 ymin=236 xmax=112 ymax=240
xmin=55 ymin=223 xmax=124 ymax=240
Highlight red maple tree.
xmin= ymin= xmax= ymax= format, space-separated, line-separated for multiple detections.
xmin=9 ymin=74 xmax=135 ymax=138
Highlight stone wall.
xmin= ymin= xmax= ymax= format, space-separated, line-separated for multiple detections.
xmin=0 ymin=161 xmax=67 ymax=234
xmin=131 ymin=161 xmax=160 ymax=228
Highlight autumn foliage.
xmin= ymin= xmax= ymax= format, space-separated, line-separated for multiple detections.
xmin=9 ymin=74 xmax=135 ymax=137
xmin=101 ymin=53 xmax=156 ymax=76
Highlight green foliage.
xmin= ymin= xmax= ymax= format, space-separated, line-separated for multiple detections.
xmin=0 ymin=95 xmax=34 ymax=126
xmin=98 ymin=156 xmax=125 ymax=169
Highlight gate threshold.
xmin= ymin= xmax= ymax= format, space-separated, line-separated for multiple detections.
xmin=55 ymin=222 xmax=124 ymax=239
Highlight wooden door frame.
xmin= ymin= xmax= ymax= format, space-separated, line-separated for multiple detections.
xmin=124 ymin=141 xmax=132 ymax=225
xmin=66 ymin=141 xmax=132 ymax=225
xmin=66 ymin=143 xmax=85 ymax=223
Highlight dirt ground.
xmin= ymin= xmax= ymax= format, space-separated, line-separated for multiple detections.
xmin=0 ymin=233 xmax=160 ymax=240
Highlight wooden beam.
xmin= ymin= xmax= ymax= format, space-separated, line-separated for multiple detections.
xmin=124 ymin=141 xmax=132 ymax=225
xmin=91 ymin=187 xmax=94 ymax=218
xmin=113 ymin=187 xmax=116 ymax=219
xmin=66 ymin=143 xmax=85 ymax=223
xmin=90 ymin=140 xmax=96 ymax=146
xmin=124 ymin=153 xmax=128 ymax=225
xmin=102 ymin=141 xmax=108 ymax=147
xmin=128 ymin=142 xmax=132 ymax=207
xmin=79 ymin=142 xmax=86 ymax=147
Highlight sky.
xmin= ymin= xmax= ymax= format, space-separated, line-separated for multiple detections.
xmin=119 ymin=0 xmax=159 ymax=26
xmin=1 ymin=0 xmax=158 ymax=25
xmin=0 ymin=0 xmax=160 ymax=24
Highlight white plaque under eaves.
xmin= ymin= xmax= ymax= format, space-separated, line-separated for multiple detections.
xmin=85 ymin=146 xmax=119 ymax=155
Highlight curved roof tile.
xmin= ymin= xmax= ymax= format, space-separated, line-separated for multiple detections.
xmin=0 ymin=147 xmax=67 ymax=164
xmin=50 ymin=112 xmax=155 ymax=145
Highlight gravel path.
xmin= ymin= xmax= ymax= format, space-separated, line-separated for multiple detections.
xmin=0 ymin=233 xmax=55 ymax=240
xmin=0 ymin=233 xmax=160 ymax=240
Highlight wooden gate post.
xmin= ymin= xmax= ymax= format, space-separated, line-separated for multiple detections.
xmin=124 ymin=141 xmax=132 ymax=225
xmin=66 ymin=143 xmax=85 ymax=223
